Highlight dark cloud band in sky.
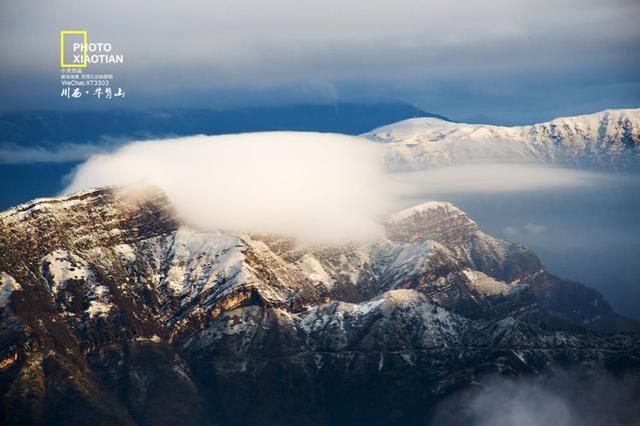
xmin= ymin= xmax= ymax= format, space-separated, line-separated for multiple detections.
xmin=0 ymin=0 xmax=638 ymax=123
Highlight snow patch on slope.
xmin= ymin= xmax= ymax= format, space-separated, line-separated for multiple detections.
xmin=40 ymin=250 xmax=114 ymax=319
xmin=463 ymin=269 xmax=511 ymax=296
xmin=41 ymin=250 xmax=93 ymax=295
xmin=0 ymin=272 xmax=21 ymax=307
xmin=298 ymin=254 xmax=335 ymax=289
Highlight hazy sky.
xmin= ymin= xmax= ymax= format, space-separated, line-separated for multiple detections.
xmin=1 ymin=0 xmax=639 ymax=123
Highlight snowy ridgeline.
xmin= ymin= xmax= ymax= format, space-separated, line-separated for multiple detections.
xmin=364 ymin=108 xmax=640 ymax=170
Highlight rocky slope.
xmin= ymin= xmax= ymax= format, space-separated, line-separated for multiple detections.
xmin=364 ymin=108 xmax=640 ymax=171
xmin=0 ymin=188 xmax=638 ymax=425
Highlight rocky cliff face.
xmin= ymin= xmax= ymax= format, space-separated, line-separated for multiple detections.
xmin=0 ymin=188 xmax=638 ymax=425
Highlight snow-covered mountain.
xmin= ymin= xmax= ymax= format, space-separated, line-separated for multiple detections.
xmin=1 ymin=187 xmax=638 ymax=425
xmin=364 ymin=109 xmax=640 ymax=171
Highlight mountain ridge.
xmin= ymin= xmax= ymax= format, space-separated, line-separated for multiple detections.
xmin=366 ymin=108 xmax=640 ymax=171
xmin=1 ymin=186 xmax=638 ymax=425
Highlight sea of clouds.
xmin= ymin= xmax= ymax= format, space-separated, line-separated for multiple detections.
xmin=63 ymin=132 xmax=615 ymax=245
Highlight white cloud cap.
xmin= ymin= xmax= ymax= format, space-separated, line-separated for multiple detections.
xmin=64 ymin=132 xmax=390 ymax=244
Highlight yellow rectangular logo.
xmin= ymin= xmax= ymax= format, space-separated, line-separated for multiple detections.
xmin=60 ymin=30 xmax=88 ymax=68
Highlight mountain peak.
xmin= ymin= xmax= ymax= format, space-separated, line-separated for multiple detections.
xmin=389 ymin=201 xmax=463 ymax=223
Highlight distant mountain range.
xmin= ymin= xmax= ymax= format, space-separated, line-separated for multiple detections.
xmin=365 ymin=108 xmax=640 ymax=171
xmin=0 ymin=103 xmax=445 ymax=146
xmin=0 ymin=187 xmax=638 ymax=425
